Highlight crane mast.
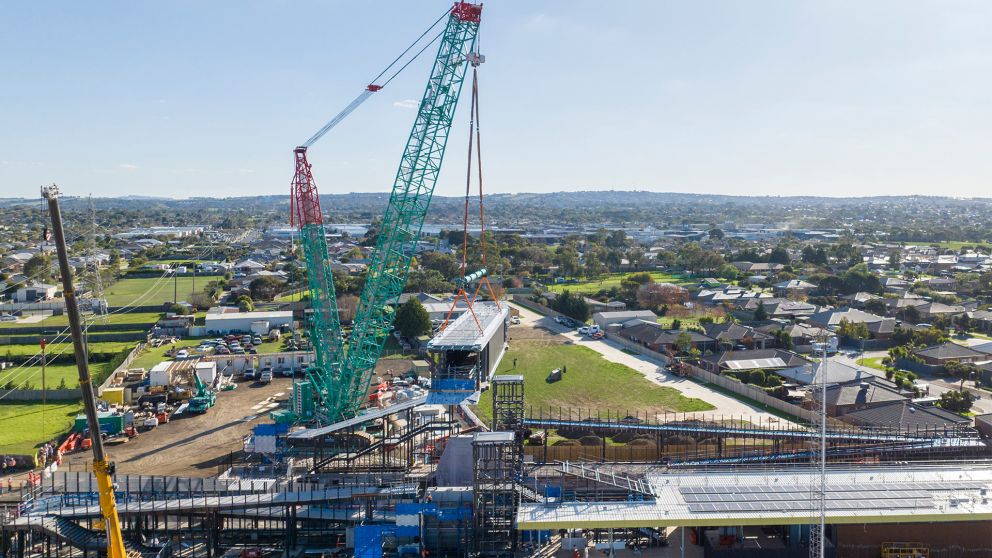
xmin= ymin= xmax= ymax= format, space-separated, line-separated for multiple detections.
xmin=291 ymin=2 xmax=483 ymax=421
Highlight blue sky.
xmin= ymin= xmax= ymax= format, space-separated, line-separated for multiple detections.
xmin=2 ymin=1 xmax=991 ymax=199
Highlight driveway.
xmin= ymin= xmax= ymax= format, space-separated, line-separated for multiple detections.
xmin=510 ymin=304 xmax=794 ymax=424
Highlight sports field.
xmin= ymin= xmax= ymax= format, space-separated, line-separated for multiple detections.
xmin=546 ymin=272 xmax=694 ymax=295
xmin=103 ymin=276 xmax=200 ymax=306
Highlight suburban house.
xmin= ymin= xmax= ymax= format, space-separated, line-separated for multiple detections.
xmin=731 ymin=261 xmax=785 ymax=275
xmin=916 ymin=301 xmax=967 ymax=321
xmin=913 ymin=342 xmax=988 ymax=367
xmin=734 ymin=298 xmax=818 ymax=320
xmin=234 ymin=259 xmax=267 ymax=274
xmin=702 ymin=322 xmax=774 ymax=350
xmin=840 ymin=291 xmax=883 ymax=309
xmin=842 ymin=400 xmax=969 ymax=430
xmin=968 ymin=310 xmax=992 ymax=333
xmin=880 ymin=277 xmax=911 ymax=293
xmin=772 ymin=279 xmax=817 ymax=297
xmin=14 ymin=282 xmax=57 ymax=303
xmin=757 ymin=322 xmax=834 ymax=350
xmin=775 ymin=360 xmax=874 ymax=386
xmin=807 ymin=307 xmax=896 ymax=340
xmin=812 ymin=378 xmax=909 ymax=417
xmin=699 ymin=348 xmax=811 ymax=374
xmin=592 ymin=310 xmax=658 ymax=331
xmin=614 ymin=320 xmax=716 ymax=354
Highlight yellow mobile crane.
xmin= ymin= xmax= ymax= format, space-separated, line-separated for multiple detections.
xmin=42 ymin=185 xmax=128 ymax=558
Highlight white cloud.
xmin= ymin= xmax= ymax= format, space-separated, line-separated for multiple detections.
xmin=393 ymin=99 xmax=418 ymax=109
xmin=117 ymin=163 xmax=138 ymax=170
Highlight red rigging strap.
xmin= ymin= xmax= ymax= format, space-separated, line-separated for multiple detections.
xmin=452 ymin=2 xmax=483 ymax=23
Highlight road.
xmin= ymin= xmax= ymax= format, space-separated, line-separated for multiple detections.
xmin=831 ymin=350 xmax=992 ymax=416
xmin=510 ymin=303 xmax=793 ymax=424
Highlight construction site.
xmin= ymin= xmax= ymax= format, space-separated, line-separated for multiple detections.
xmin=5 ymin=3 xmax=992 ymax=558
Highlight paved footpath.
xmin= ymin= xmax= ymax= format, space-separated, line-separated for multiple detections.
xmin=510 ymin=303 xmax=794 ymax=425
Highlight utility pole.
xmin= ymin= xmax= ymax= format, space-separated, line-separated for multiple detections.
xmin=41 ymin=337 xmax=46 ymax=435
xmin=42 ymin=184 xmax=127 ymax=558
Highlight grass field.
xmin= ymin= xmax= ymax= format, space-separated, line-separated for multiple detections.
xmin=546 ymin=272 xmax=693 ymax=295
xmin=0 ymin=311 xmax=163 ymax=330
xmin=104 ymin=276 xmax=200 ymax=306
xmin=857 ymin=357 xmax=888 ymax=372
xmin=0 ymin=401 xmax=82 ymax=455
xmin=0 ymin=341 xmax=136 ymax=360
xmin=0 ymin=362 xmax=115 ymax=390
xmin=473 ymin=340 xmax=714 ymax=423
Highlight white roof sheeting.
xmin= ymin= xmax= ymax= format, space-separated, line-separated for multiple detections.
xmin=427 ymin=302 xmax=508 ymax=352
xmin=722 ymin=357 xmax=788 ymax=370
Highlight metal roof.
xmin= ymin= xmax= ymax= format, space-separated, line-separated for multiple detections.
xmin=723 ymin=357 xmax=788 ymax=370
xmin=427 ymin=302 xmax=508 ymax=351
xmin=516 ymin=464 xmax=992 ymax=529
xmin=288 ymin=396 xmax=427 ymax=440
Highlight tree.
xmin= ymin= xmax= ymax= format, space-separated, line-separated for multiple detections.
xmin=708 ymin=228 xmax=724 ymax=240
xmin=548 ymin=290 xmax=590 ymax=322
xmin=636 ymin=282 xmax=689 ymax=311
xmin=419 ymin=251 xmax=460 ymax=280
xmin=236 ymin=295 xmax=254 ymax=312
xmin=768 ymin=246 xmax=790 ymax=265
xmin=670 ymin=319 xmax=682 ymax=331
xmin=24 ymin=253 xmax=52 ymax=279
xmin=753 ymin=301 xmax=768 ymax=321
xmin=717 ymin=264 xmax=740 ymax=281
xmin=837 ymin=318 xmax=869 ymax=341
xmin=674 ymin=332 xmax=693 ymax=354
xmin=864 ymin=298 xmax=888 ymax=315
xmin=249 ymin=276 xmax=283 ymax=301
xmin=938 ymin=390 xmax=974 ymax=413
xmin=395 ymin=298 xmax=432 ymax=340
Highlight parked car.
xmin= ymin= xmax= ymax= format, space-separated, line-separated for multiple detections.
xmin=259 ymin=370 xmax=273 ymax=384
xmin=578 ymin=326 xmax=590 ymax=335
xmin=252 ymin=336 xmax=263 ymax=345
xmin=216 ymin=345 xmax=231 ymax=355
xmin=0 ymin=315 xmax=18 ymax=322
xmin=243 ymin=368 xmax=256 ymax=380
xmin=510 ymin=316 xmax=521 ymax=325
xmin=175 ymin=349 xmax=189 ymax=359
xmin=279 ymin=367 xmax=294 ymax=378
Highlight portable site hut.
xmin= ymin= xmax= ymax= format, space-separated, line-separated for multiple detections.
xmin=149 ymin=362 xmax=172 ymax=387
xmin=195 ymin=361 xmax=217 ymax=384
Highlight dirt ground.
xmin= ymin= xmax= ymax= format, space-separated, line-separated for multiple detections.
xmin=61 ymin=377 xmax=294 ymax=477
xmin=506 ymin=315 xmax=567 ymax=345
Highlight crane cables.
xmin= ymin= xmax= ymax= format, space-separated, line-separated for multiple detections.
xmin=300 ymin=6 xmax=451 ymax=149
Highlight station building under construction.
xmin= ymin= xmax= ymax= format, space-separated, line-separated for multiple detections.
xmin=4 ymin=308 xmax=992 ymax=558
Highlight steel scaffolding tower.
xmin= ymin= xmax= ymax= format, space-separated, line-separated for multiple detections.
xmin=472 ymin=432 xmax=519 ymax=556
xmin=809 ymin=345 xmax=828 ymax=558
xmin=490 ymin=375 xmax=524 ymax=432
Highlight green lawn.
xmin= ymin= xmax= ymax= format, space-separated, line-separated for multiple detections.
xmin=546 ymin=272 xmax=693 ymax=295
xmin=857 ymin=357 xmax=888 ymax=372
xmin=0 ymin=311 xmax=163 ymax=330
xmin=0 ymin=401 xmax=82 ymax=455
xmin=0 ymin=341 xmax=136 ymax=360
xmin=0 ymin=362 xmax=114 ymax=390
xmin=274 ymin=290 xmax=305 ymax=303
xmin=473 ymin=340 xmax=714 ymax=423
xmin=103 ymin=276 xmax=200 ymax=306
xmin=656 ymin=314 xmax=725 ymax=328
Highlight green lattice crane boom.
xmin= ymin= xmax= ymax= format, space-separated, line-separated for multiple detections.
xmin=290 ymin=2 xmax=482 ymax=421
